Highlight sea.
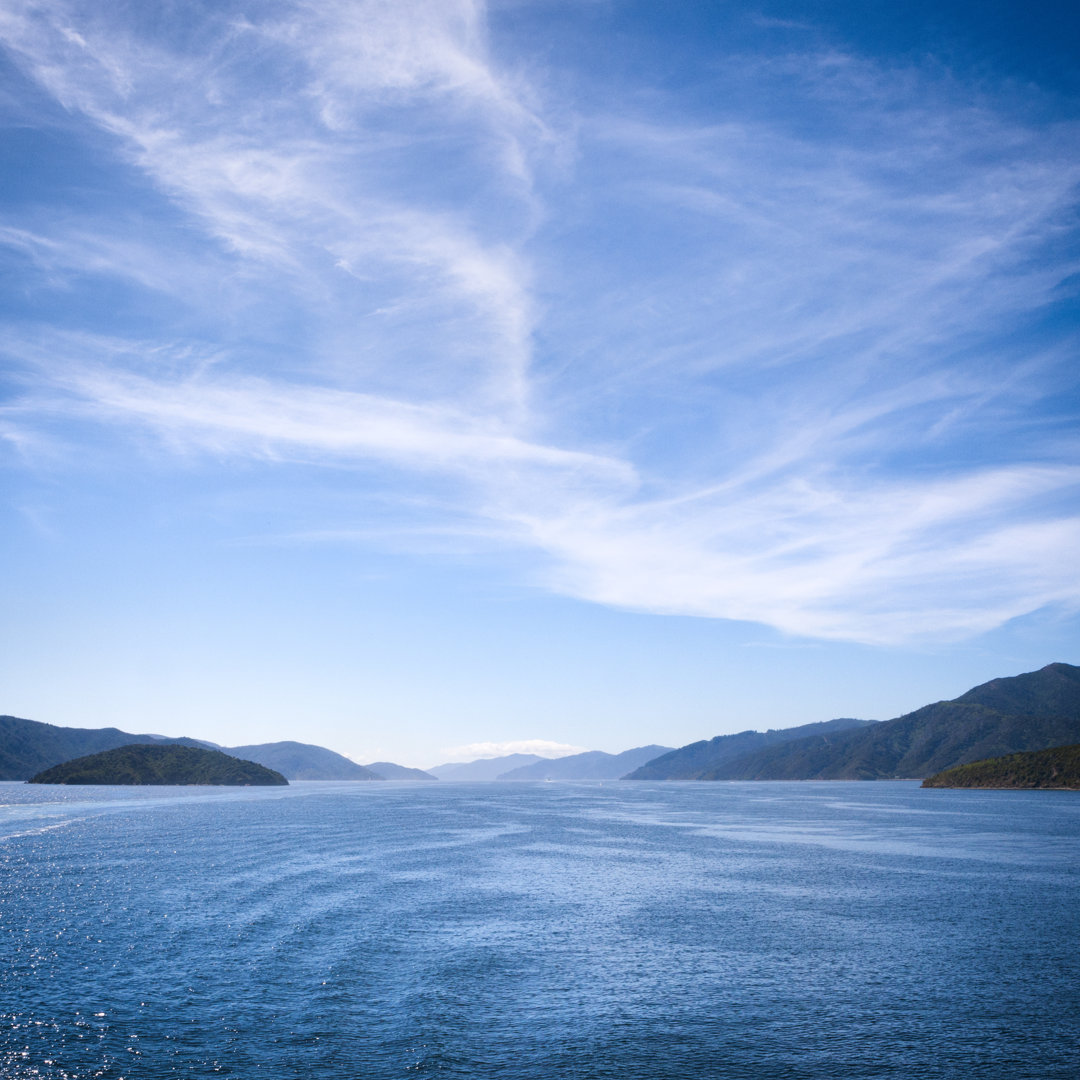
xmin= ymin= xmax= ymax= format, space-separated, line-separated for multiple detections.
xmin=1 ymin=779 xmax=1078 ymax=1079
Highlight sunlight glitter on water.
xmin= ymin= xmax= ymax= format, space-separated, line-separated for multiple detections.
xmin=2 ymin=781 xmax=1079 ymax=1079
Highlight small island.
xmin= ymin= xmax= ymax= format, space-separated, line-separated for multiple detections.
xmin=921 ymin=743 xmax=1080 ymax=790
xmin=28 ymin=743 xmax=289 ymax=786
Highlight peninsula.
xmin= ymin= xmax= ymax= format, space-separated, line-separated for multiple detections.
xmin=27 ymin=743 xmax=289 ymax=786
xmin=921 ymin=743 xmax=1080 ymax=790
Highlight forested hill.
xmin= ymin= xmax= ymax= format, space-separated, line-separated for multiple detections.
xmin=922 ymin=743 xmax=1080 ymax=790
xmin=28 ymin=744 xmax=288 ymax=786
xmin=696 ymin=663 xmax=1080 ymax=780
xmin=0 ymin=715 xmax=207 ymax=781
xmin=953 ymin=663 xmax=1080 ymax=717
xmin=626 ymin=719 xmax=874 ymax=780
xmin=0 ymin=716 xmax=403 ymax=781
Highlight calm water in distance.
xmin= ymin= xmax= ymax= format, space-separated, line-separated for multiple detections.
xmin=2 ymin=779 xmax=1078 ymax=1079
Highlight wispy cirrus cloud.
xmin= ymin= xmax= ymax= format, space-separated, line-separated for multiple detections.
xmin=42 ymin=362 xmax=632 ymax=486
xmin=1 ymin=2 xmax=1078 ymax=647
xmin=556 ymin=65 xmax=1079 ymax=395
xmin=0 ymin=0 xmax=543 ymax=411
xmin=509 ymin=465 xmax=1080 ymax=643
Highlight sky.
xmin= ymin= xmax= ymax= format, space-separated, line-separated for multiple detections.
xmin=1 ymin=0 xmax=1078 ymax=769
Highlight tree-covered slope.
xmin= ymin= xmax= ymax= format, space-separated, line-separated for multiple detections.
xmin=922 ymin=743 xmax=1080 ymax=789
xmin=0 ymin=716 xmax=377 ymax=782
xmin=625 ymin=719 xmax=874 ymax=780
xmin=0 ymin=715 xmax=207 ymax=781
xmin=497 ymin=745 xmax=674 ymax=780
xmin=701 ymin=663 xmax=1080 ymax=780
xmin=952 ymin=662 xmax=1080 ymax=717
xmin=226 ymin=741 xmax=381 ymax=780
xmin=28 ymin=744 xmax=288 ymax=786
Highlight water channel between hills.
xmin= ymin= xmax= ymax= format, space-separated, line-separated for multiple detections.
xmin=2 ymin=779 xmax=1078 ymax=1079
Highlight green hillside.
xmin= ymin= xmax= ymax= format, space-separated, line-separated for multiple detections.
xmin=0 ymin=714 xmax=208 ymax=781
xmin=922 ymin=744 xmax=1080 ymax=789
xmin=954 ymin=663 xmax=1080 ymax=717
xmin=625 ymin=719 xmax=873 ymax=780
xmin=699 ymin=663 xmax=1080 ymax=780
xmin=28 ymin=743 xmax=288 ymax=786
xmin=0 ymin=716 xmax=396 ymax=781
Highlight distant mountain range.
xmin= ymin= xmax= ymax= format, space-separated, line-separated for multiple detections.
xmin=4 ymin=662 xmax=1076 ymax=785
xmin=428 ymin=753 xmax=544 ymax=780
xmin=428 ymin=747 xmax=673 ymax=781
xmin=636 ymin=663 xmax=1080 ymax=781
xmin=498 ymin=745 xmax=674 ymax=780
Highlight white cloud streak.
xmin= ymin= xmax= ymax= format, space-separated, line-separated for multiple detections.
xmin=49 ymin=363 xmax=632 ymax=485
xmin=512 ymin=466 xmax=1080 ymax=643
xmin=1 ymin=2 xmax=1078 ymax=646
xmin=0 ymin=0 xmax=542 ymax=411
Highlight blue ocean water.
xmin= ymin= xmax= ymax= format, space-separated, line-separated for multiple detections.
xmin=1 ymin=779 xmax=1078 ymax=1079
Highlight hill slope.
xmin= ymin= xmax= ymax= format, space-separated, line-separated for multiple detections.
xmin=226 ymin=741 xmax=381 ymax=781
xmin=0 ymin=715 xmax=207 ymax=781
xmin=626 ymin=719 xmax=874 ymax=780
xmin=701 ymin=663 xmax=1080 ymax=780
xmin=0 ymin=716 xmax=381 ymax=782
xmin=428 ymin=754 xmax=544 ymax=780
xmin=922 ymin=743 xmax=1080 ymax=789
xmin=28 ymin=744 xmax=288 ymax=786
xmin=364 ymin=761 xmax=438 ymax=780
xmin=498 ymin=745 xmax=674 ymax=780
xmin=954 ymin=663 xmax=1080 ymax=717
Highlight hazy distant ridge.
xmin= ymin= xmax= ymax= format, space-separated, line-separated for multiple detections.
xmin=498 ymin=745 xmax=674 ymax=780
xmin=226 ymin=741 xmax=381 ymax=781
xmin=365 ymin=761 xmax=438 ymax=781
xmin=428 ymin=754 xmax=544 ymax=780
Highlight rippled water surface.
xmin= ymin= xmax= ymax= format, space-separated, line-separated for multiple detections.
xmin=2 ymin=780 xmax=1078 ymax=1078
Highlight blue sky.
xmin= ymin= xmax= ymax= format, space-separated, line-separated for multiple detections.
xmin=1 ymin=0 xmax=1078 ymax=768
